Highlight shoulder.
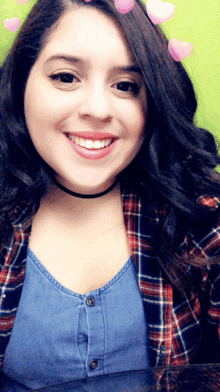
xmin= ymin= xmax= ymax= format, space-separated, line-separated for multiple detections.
xmin=0 ymin=201 xmax=34 ymax=270
xmin=180 ymin=195 xmax=220 ymax=258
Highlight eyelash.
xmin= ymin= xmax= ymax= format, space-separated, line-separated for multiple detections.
xmin=50 ymin=73 xmax=77 ymax=84
xmin=49 ymin=72 xmax=140 ymax=96
xmin=115 ymin=81 xmax=140 ymax=96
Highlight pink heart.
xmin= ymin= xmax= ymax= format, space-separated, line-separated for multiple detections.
xmin=168 ymin=38 xmax=193 ymax=61
xmin=146 ymin=0 xmax=175 ymax=25
xmin=15 ymin=0 xmax=31 ymax=4
xmin=114 ymin=0 xmax=134 ymax=14
xmin=3 ymin=18 xmax=21 ymax=33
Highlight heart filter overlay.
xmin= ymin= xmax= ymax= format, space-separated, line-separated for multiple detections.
xmin=168 ymin=39 xmax=193 ymax=61
xmin=15 ymin=0 xmax=31 ymax=4
xmin=3 ymin=18 xmax=21 ymax=33
xmin=114 ymin=0 xmax=134 ymax=14
xmin=146 ymin=0 xmax=176 ymax=24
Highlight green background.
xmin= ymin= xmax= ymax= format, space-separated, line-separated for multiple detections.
xmin=0 ymin=0 xmax=219 ymax=141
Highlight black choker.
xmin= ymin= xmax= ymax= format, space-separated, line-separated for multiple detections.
xmin=52 ymin=178 xmax=118 ymax=199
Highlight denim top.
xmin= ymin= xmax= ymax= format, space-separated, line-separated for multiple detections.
xmin=3 ymin=248 xmax=148 ymax=390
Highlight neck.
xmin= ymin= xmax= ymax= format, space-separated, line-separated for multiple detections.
xmin=39 ymin=180 xmax=122 ymax=227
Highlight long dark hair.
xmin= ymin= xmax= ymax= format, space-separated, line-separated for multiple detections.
xmin=1 ymin=0 xmax=220 ymax=293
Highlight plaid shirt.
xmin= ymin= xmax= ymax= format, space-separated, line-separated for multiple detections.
xmin=1 ymin=185 xmax=220 ymax=370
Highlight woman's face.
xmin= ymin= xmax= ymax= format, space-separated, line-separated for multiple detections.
xmin=24 ymin=6 xmax=147 ymax=194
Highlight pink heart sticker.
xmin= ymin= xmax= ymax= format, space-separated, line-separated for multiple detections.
xmin=168 ymin=38 xmax=193 ymax=61
xmin=3 ymin=18 xmax=21 ymax=33
xmin=146 ymin=0 xmax=176 ymax=25
xmin=114 ymin=0 xmax=134 ymax=14
xmin=15 ymin=0 xmax=31 ymax=4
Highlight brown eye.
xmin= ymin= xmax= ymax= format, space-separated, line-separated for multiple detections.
xmin=50 ymin=73 xmax=76 ymax=83
xmin=116 ymin=81 xmax=140 ymax=95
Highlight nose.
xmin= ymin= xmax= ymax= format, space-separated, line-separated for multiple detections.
xmin=78 ymin=81 xmax=113 ymax=123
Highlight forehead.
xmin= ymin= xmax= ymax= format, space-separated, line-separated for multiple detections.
xmin=37 ymin=6 xmax=135 ymax=65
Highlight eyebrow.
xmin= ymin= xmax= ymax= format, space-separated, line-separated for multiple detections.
xmin=45 ymin=54 xmax=84 ymax=65
xmin=44 ymin=54 xmax=142 ymax=74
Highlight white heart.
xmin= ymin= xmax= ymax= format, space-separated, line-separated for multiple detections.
xmin=146 ymin=0 xmax=176 ymax=25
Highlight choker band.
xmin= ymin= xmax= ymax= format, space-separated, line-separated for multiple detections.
xmin=52 ymin=178 xmax=118 ymax=199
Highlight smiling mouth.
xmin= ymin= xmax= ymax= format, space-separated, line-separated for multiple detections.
xmin=67 ymin=134 xmax=113 ymax=150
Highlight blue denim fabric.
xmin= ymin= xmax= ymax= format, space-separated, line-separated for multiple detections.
xmin=3 ymin=249 xmax=148 ymax=389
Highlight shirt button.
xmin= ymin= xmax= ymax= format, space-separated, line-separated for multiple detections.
xmin=86 ymin=296 xmax=95 ymax=307
xmin=89 ymin=359 xmax=98 ymax=370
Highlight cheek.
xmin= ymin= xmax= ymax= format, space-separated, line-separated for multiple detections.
xmin=119 ymin=95 xmax=147 ymax=134
xmin=125 ymin=111 xmax=146 ymax=161
xmin=120 ymin=110 xmax=146 ymax=162
xmin=126 ymin=107 xmax=146 ymax=143
xmin=24 ymin=80 xmax=70 ymax=127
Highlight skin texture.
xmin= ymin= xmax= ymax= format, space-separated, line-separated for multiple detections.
xmin=24 ymin=6 xmax=147 ymax=195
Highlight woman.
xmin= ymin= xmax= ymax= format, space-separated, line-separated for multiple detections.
xmin=0 ymin=0 xmax=220 ymax=388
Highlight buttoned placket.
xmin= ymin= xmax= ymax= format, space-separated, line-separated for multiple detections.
xmin=84 ymin=292 xmax=105 ymax=376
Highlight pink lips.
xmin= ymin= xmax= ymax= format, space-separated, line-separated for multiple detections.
xmin=66 ymin=132 xmax=118 ymax=160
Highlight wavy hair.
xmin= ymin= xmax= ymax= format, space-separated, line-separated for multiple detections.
xmin=1 ymin=0 xmax=220 ymax=293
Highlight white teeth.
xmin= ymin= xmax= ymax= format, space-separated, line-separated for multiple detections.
xmin=79 ymin=137 xmax=85 ymax=147
xmin=68 ymin=135 xmax=112 ymax=150
xmin=85 ymin=139 xmax=94 ymax=149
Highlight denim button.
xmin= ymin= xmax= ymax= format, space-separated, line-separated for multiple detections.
xmin=86 ymin=296 xmax=95 ymax=307
xmin=89 ymin=359 xmax=98 ymax=370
